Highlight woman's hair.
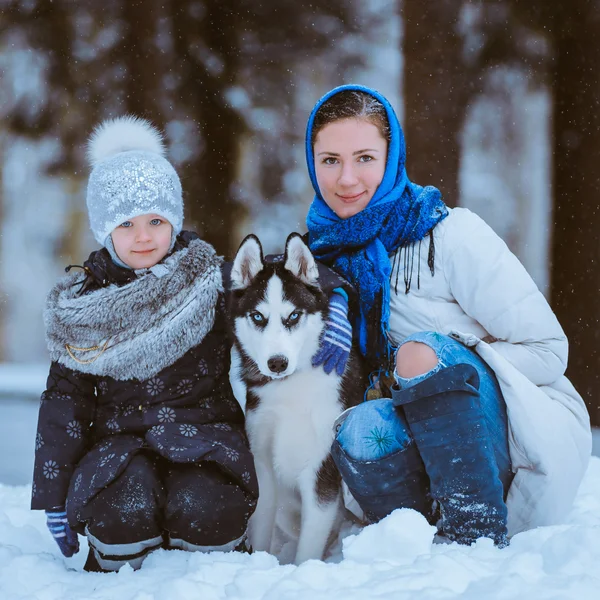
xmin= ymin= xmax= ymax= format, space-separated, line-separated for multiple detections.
xmin=311 ymin=90 xmax=391 ymax=147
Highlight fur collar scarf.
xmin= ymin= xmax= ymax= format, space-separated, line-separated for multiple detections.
xmin=45 ymin=237 xmax=222 ymax=381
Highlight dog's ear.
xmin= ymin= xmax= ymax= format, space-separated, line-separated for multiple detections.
xmin=231 ymin=234 xmax=264 ymax=289
xmin=284 ymin=233 xmax=319 ymax=286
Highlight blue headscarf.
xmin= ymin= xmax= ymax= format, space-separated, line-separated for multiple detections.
xmin=305 ymin=84 xmax=448 ymax=366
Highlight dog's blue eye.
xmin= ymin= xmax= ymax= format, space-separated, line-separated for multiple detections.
xmin=250 ymin=311 xmax=265 ymax=324
xmin=287 ymin=311 xmax=301 ymax=324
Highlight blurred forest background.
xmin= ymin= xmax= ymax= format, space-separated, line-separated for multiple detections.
xmin=1 ymin=0 xmax=599 ymax=425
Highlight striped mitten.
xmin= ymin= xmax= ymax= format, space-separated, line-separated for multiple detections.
xmin=46 ymin=508 xmax=80 ymax=557
xmin=312 ymin=290 xmax=353 ymax=376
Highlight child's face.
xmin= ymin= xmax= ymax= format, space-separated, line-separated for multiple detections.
xmin=111 ymin=214 xmax=173 ymax=269
xmin=313 ymin=117 xmax=387 ymax=220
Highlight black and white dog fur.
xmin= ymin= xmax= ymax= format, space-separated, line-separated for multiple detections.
xmin=229 ymin=233 xmax=363 ymax=564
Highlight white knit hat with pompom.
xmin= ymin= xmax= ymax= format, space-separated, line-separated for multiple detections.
xmin=86 ymin=116 xmax=183 ymax=246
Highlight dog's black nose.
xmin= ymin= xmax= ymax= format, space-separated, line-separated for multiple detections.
xmin=267 ymin=355 xmax=288 ymax=374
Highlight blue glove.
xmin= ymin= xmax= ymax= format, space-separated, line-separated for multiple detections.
xmin=312 ymin=290 xmax=353 ymax=376
xmin=45 ymin=508 xmax=79 ymax=557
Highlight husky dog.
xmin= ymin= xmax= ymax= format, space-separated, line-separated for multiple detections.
xmin=228 ymin=233 xmax=363 ymax=564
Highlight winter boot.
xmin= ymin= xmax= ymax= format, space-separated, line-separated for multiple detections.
xmin=234 ymin=536 xmax=253 ymax=554
xmin=392 ymin=363 xmax=508 ymax=546
xmin=83 ymin=548 xmax=110 ymax=573
xmin=331 ymin=399 xmax=433 ymax=523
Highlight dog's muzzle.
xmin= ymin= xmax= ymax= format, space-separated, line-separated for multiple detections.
xmin=267 ymin=355 xmax=288 ymax=375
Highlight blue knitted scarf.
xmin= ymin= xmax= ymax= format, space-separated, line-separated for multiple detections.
xmin=305 ymin=84 xmax=448 ymax=366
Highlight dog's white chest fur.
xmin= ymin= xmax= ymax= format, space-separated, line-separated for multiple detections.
xmin=244 ymin=367 xmax=345 ymax=564
xmin=246 ymin=369 xmax=342 ymax=486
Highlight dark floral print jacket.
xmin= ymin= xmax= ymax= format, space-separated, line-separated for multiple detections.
xmin=32 ymin=232 xmax=258 ymax=516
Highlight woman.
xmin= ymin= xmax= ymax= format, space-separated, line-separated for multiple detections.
xmin=304 ymin=84 xmax=591 ymax=545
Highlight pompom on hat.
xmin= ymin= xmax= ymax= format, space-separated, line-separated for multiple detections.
xmin=86 ymin=116 xmax=183 ymax=251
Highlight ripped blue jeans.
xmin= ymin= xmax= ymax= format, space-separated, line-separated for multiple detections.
xmin=332 ymin=331 xmax=513 ymax=541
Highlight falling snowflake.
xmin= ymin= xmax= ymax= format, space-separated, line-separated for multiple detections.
xmin=176 ymin=379 xmax=194 ymax=396
xmin=213 ymin=423 xmax=232 ymax=432
xmin=179 ymin=424 xmax=198 ymax=437
xmin=43 ymin=460 xmax=59 ymax=479
xmin=66 ymin=420 xmax=82 ymax=439
xmin=150 ymin=424 xmax=165 ymax=436
xmin=99 ymin=453 xmax=116 ymax=468
xmin=146 ymin=377 xmax=165 ymax=396
xmin=74 ymin=473 xmax=83 ymax=491
xmin=365 ymin=426 xmax=395 ymax=458
xmin=106 ymin=418 xmax=120 ymax=431
xmin=157 ymin=407 xmax=176 ymax=423
xmin=35 ymin=433 xmax=44 ymax=451
xmin=241 ymin=471 xmax=251 ymax=484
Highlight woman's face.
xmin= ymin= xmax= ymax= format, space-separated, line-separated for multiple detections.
xmin=313 ymin=118 xmax=387 ymax=219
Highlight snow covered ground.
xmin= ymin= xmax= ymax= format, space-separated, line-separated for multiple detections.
xmin=1 ymin=459 xmax=600 ymax=599
xmin=1 ymin=371 xmax=600 ymax=599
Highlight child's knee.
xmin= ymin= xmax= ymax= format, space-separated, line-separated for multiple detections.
xmin=165 ymin=467 xmax=251 ymax=548
xmin=334 ymin=400 xmax=411 ymax=462
xmin=86 ymin=487 xmax=162 ymax=544
xmin=83 ymin=453 xmax=163 ymax=543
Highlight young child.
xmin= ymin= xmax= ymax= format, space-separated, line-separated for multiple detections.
xmin=32 ymin=116 xmax=258 ymax=571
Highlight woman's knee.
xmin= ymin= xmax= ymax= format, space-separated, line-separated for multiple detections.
xmin=395 ymin=341 xmax=439 ymax=379
xmin=334 ymin=400 xmax=411 ymax=462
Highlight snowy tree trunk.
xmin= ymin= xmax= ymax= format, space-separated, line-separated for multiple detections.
xmin=550 ymin=1 xmax=600 ymax=425
xmin=402 ymin=0 xmax=467 ymax=206
xmin=122 ymin=0 xmax=162 ymax=122
xmin=169 ymin=0 xmax=246 ymax=256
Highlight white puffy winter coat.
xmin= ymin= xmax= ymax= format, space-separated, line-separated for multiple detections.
xmin=387 ymin=206 xmax=591 ymax=536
